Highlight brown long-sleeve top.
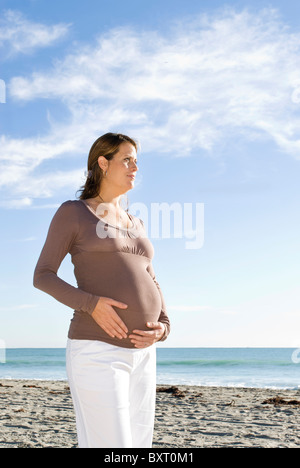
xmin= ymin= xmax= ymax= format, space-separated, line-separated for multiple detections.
xmin=33 ymin=200 xmax=170 ymax=348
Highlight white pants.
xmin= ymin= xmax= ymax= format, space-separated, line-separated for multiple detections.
xmin=66 ymin=339 xmax=156 ymax=448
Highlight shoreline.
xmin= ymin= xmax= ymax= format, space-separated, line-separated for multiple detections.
xmin=0 ymin=376 xmax=298 ymax=391
xmin=1 ymin=379 xmax=300 ymax=448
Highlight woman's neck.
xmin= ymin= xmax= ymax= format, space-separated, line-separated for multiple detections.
xmin=96 ymin=183 xmax=125 ymax=208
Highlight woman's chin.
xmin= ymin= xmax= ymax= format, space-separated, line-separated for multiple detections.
xmin=126 ymin=179 xmax=135 ymax=189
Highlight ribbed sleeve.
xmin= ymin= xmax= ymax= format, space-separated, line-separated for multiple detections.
xmin=33 ymin=201 xmax=100 ymax=315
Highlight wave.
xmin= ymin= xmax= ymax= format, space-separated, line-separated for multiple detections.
xmin=157 ymin=359 xmax=295 ymax=367
xmin=2 ymin=360 xmax=65 ymax=367
xmin=2 ymin=348 xmax=299 ymax=389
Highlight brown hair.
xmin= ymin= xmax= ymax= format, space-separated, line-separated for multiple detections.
xmin=77 ymin=132 xmax=138 ymax=200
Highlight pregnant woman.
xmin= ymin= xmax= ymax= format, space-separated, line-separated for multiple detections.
xmin=33 ymin=133 xmax=170 ymax=448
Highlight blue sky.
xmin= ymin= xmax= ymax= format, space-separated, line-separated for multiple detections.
xmin=0 ymin=0 xmax=300 ymax=348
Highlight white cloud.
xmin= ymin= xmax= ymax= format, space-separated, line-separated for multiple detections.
xmin=2 ymin=7 xmax=300 ymax=201
xmin=0 ymin=197 xmax=33 ymax=209
xmin=0 ymin=9 xmax=70 ymax=56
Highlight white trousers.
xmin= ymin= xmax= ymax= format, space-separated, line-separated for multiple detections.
xmin=66 ymin=339 xmax=156 ymax=448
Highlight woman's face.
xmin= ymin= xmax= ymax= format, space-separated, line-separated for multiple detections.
xmin=98 ymin=142 xmax=138 ymax=194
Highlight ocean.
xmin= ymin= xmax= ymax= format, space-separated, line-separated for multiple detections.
xmin=0 ymin=348 xmax=300 ymax=390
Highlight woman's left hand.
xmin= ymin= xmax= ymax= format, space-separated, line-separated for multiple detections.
xmin=129 ymin=322 xmax=165 ymax=348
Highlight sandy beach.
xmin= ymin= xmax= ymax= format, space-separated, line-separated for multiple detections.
xmin=0 ymin=379 xmax=300 ymax=448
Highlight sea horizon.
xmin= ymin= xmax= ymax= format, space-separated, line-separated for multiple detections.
xmin=1 ymin=347 xmax=300 ymax=390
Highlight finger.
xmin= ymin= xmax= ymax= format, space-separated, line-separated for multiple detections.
xmin=130 ymin=336 xmax=156 ymax=346
xmin=111 ymin=324 xmax=127 ymax=339
xmin=110 ymin=310 xmax=128 ymax=335
xmin=130 ymin=327 xmax=162 ymax=345
xmin=99 ymin=309 xmax=128 ymax=338
xmin=101 ymin=323 xmax=116 ymax=339
xmin=107 ymin=298 xmax=128 ymax=309
xmin=146 ymin=321 xmax=161 ymax=329
xmin=107 ymin=318 xmax=127 ymax=338
xmin=129 ymin=334 xmax=155 ymax=345
xmin=129 ymin=329 xmax=154 ymax=338
xmin=104 ymin=321 xmax=127 ymax=339
xmin=129 ymin=335 xmax=147 ymax=342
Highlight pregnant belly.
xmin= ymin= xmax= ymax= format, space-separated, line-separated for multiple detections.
xmin=114 ymin=273 xmax=162 ymax=334
xmin=78 ymin=253 xmax=162 ymax=335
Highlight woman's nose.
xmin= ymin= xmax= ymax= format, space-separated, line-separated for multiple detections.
xmin=131 ymin=160 xmax=138 ymax=171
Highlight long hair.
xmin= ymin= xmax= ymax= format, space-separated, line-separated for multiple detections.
xmin=77 ymin=133 xmax=138 ymax=200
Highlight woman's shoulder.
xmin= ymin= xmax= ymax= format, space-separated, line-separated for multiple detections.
xmin=52 ymin=199 xmax=83 ymax=220
xmin=59 ymin=199 xmax=82 ymax=209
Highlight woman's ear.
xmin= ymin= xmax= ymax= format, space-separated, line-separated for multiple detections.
xmin=97 ymin=156 xmax=108 ymax=172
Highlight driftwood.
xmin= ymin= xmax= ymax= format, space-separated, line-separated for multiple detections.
xmin=156 ymin=385 xmax=186 ymax=398
xmin=262 ymin=396 xmax=300 ymax=406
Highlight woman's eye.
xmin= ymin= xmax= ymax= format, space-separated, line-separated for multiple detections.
xmin=124 ymin=158 xmax=137 ymax=165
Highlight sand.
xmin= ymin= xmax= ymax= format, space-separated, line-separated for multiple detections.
xmin=0 ymin=379 xmax=300 ymax=448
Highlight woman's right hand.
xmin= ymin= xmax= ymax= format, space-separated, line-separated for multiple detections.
xmin=91 ymin=297 xmax=128 ymax=339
